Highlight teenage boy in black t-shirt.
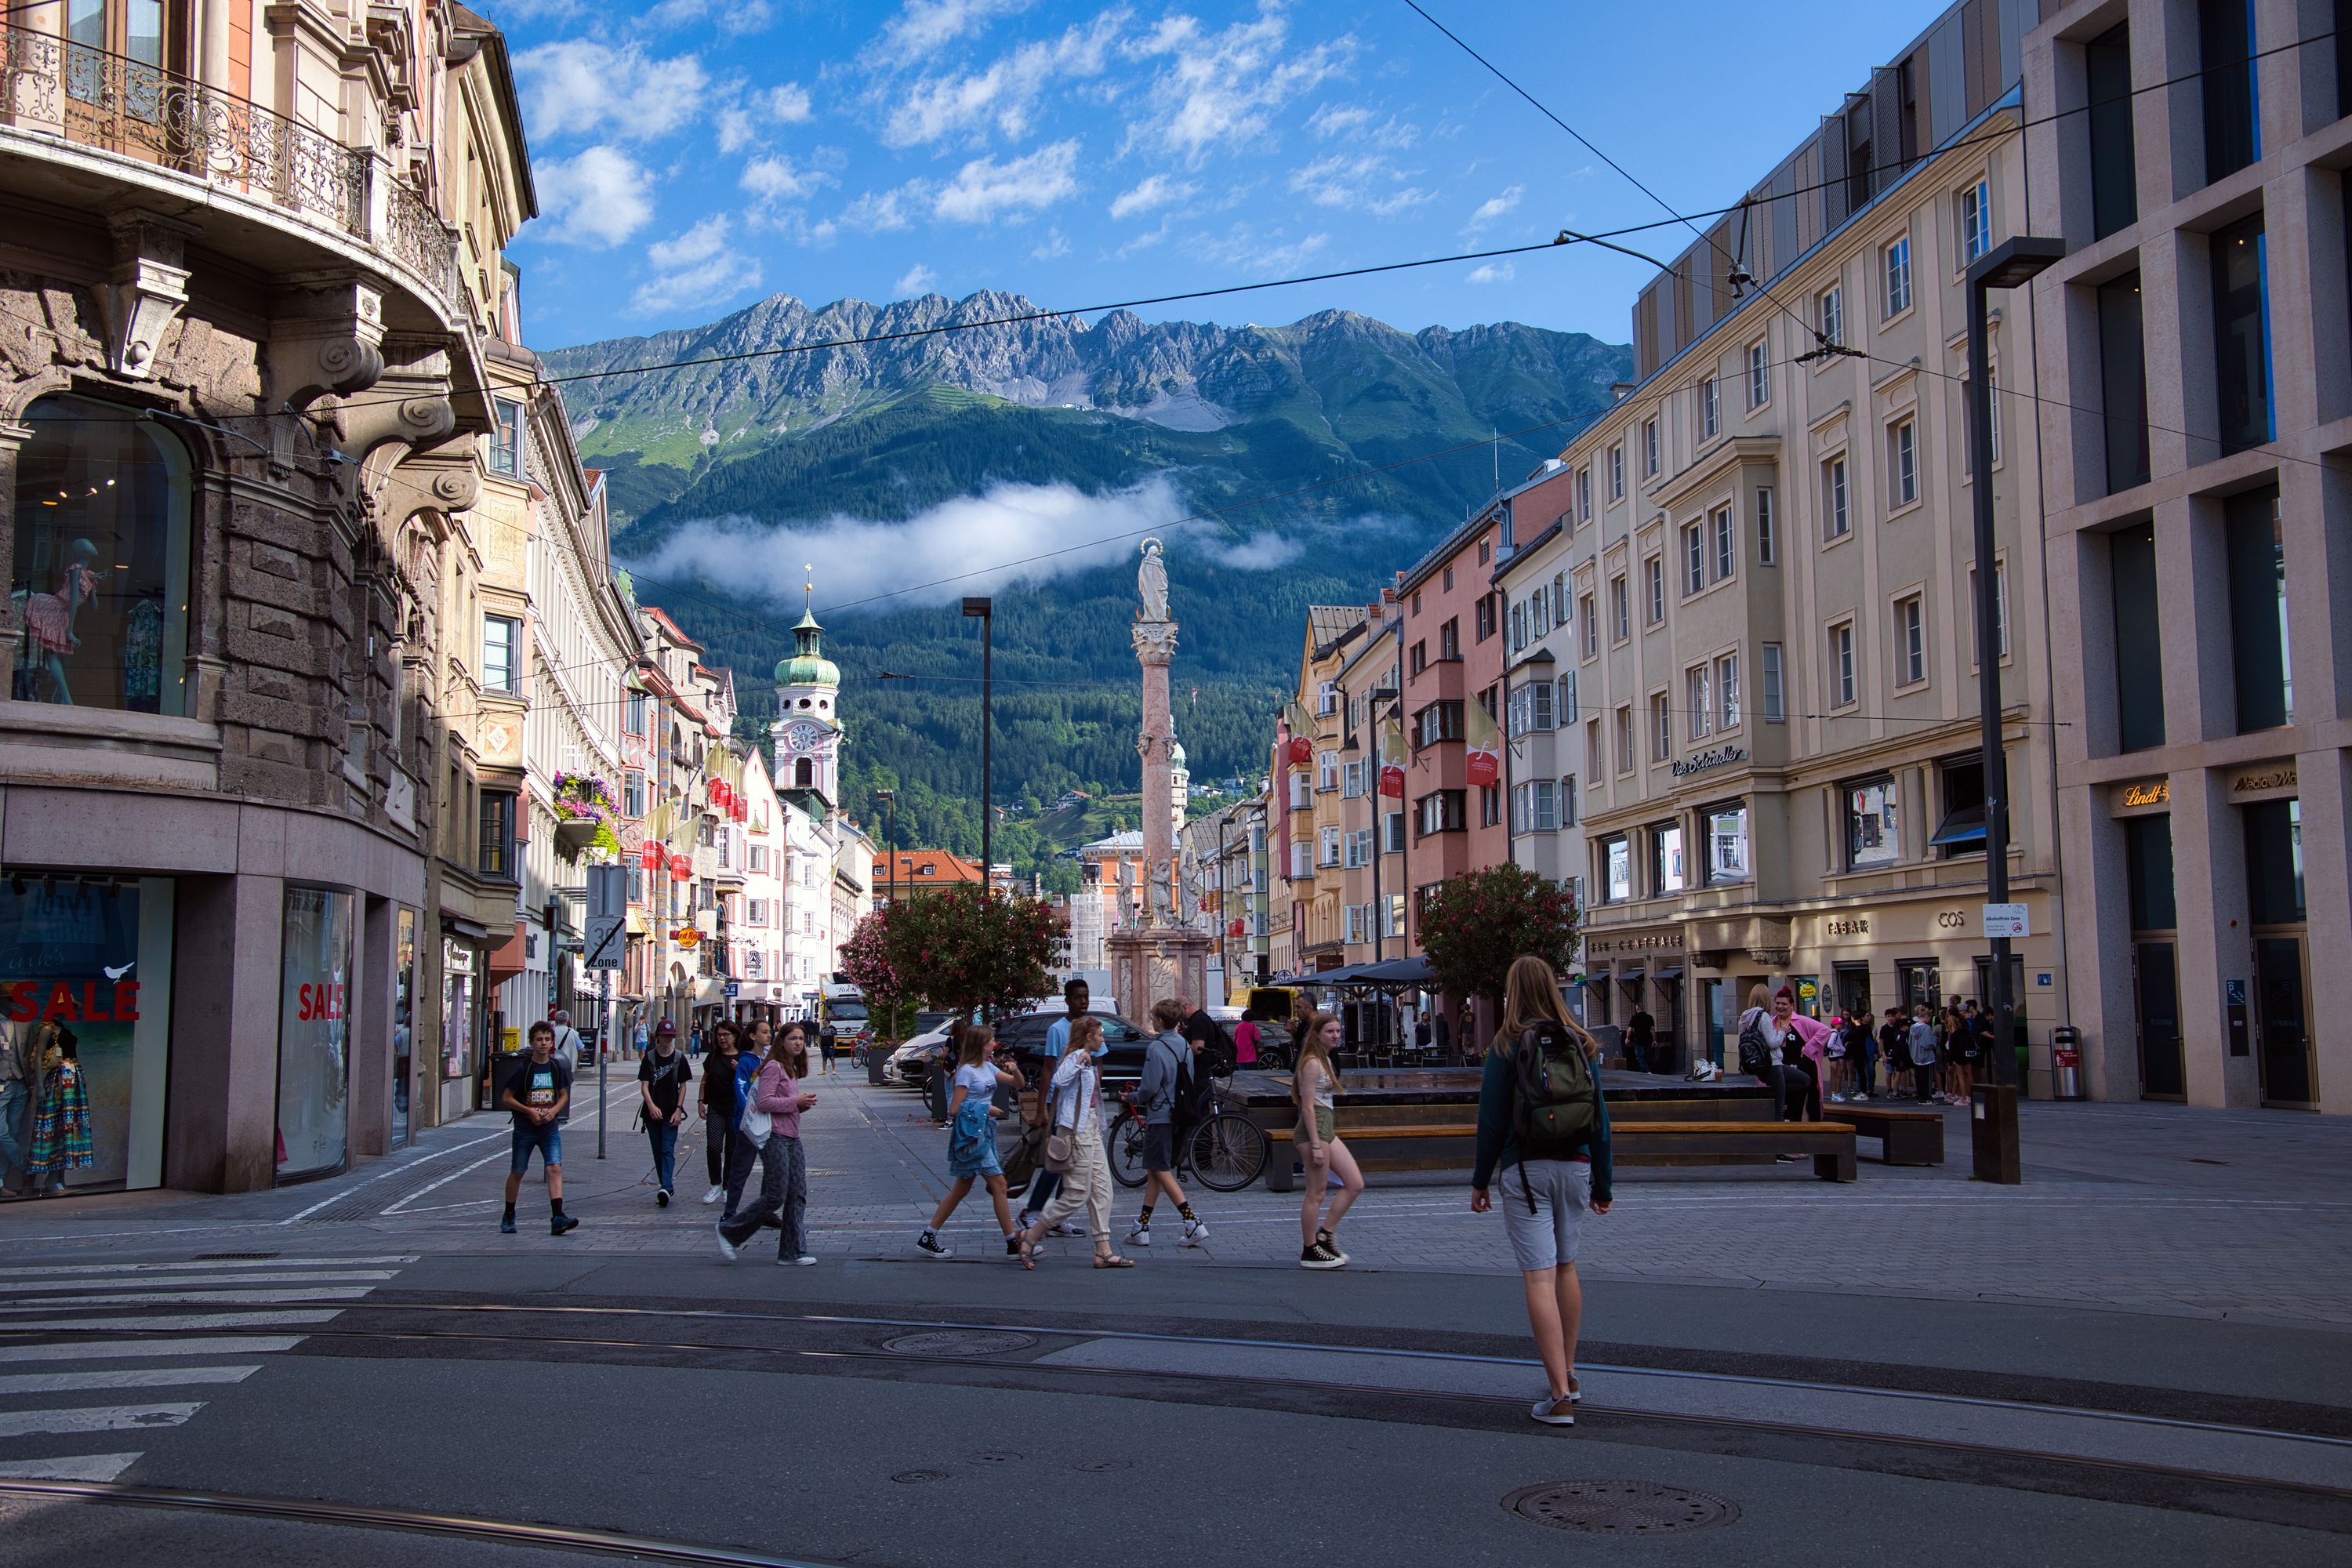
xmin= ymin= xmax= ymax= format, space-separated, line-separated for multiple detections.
xmin=502 ymin=1022 xmax=579 ymax=1236
xmin=638 ymin=1027 xmax=693 ymax=1206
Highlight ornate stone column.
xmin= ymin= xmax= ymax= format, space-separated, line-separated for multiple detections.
xmin=1109 ymin=540 xmax=1210 ymax=1020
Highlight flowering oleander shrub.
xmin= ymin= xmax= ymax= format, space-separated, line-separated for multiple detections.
xmin=1417 ymin=863 xmax=1581 ymax=1005
xmin=847 ymin=888 xmax=1062 ymax=1025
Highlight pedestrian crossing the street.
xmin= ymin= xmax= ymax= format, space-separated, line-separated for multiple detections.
xmin=0 ymin=1254 xmax=412 ymax=1483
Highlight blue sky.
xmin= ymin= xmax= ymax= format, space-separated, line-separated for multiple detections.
xmin=504 ymin=1 xmax=1930 ymax=350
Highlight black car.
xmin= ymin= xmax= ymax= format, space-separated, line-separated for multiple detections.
xmin=996 ymin=1008 xmax=1152 ymax=1087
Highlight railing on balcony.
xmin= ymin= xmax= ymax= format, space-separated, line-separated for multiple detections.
xmin=0 ymin=24 xmax=456 ymax=303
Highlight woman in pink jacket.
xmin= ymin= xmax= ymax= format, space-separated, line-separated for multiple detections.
xmin=1769 ymin=986 xmax=1832 ymax=1123
xmin=717 ymin=1023 xmax=817 ymax=1265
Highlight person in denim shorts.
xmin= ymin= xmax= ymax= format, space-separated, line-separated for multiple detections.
xmin=501 ymin=1022 xmax=579 ymax=1236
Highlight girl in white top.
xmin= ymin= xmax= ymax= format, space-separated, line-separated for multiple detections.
xmin=1014 ymin=1017 xmax=1132 ymax=1269
xmin=914 ymin=1025 xmax=1022 ymax=1261
xmin=1293 ymin=1013 xmax=1364 ymax=1269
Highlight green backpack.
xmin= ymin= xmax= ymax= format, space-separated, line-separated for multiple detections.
xmin=1508 ymin=1021 xmax=1599 ymax=1159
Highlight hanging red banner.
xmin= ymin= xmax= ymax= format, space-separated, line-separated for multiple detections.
xmin=669 ymin=853 xmax=692 ymax=880
xmin=641 ymin=840 xmax=665 ymax=870
xmin=1286 ymin=735 xmax=1312 ymax=766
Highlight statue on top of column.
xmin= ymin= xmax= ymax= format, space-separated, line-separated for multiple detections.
xmin=1137 ymin=537 xmax=1169 ymax=623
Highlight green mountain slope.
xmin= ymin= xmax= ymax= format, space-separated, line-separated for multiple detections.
xmin=546 ymin=293 xmax=1632 ymax=877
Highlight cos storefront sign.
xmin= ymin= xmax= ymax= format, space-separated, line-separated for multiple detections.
xmin=277 ymin=889 xmax=355 ymax=1182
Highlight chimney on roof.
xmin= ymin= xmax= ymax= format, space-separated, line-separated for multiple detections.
xmin=1610 ymin=381 xmax=1635 ymax=401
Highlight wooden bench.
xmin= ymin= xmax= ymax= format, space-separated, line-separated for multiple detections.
xmin=1612 ymin=1120 xmax=1856 ymax=1182
xmin=1262 ymin=1119 xmax=1856 ymax=1187
xmin=1824 ymin=1104 xmax=1944 ymax=1166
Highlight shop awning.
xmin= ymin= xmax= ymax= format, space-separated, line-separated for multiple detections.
xmin=485 ymin=920 xmax=529 ymax=986
xmin=691 ymin=976 xmax=728 ymax=1006
xmin=440 ymin=914 xmax=490 ymax=944
xmin=1617 ymin=965 xmax=1645 ymax=982
xmin=1653 ymin=965 xmax=1683 ymax=980
xmin=1929 ymin=802 xmax=1987 ymax=848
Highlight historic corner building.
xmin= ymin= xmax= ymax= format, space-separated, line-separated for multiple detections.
xmin=0 ymin=3 xmax=538 ymax=1192
xmin=1555 ymin=1 xmax=2064 ymax=1081
xmin=2027 ymin=0 xmax=2348 ymax=1113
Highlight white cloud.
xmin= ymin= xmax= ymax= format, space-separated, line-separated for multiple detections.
xmin=516 ymin=41 xmax=708 ymax=142
xmin=1465 ymin=183 xmax=1523 ymax=230
xmin=633 ymin=216 xmax=761 ymax=314
xmin=634 ymin=477 xmax=1189 ymax=610
xmin=1109 ymin=172 xmax=1195 ymax=220
xmin=933 ymin=139 xmax=1080 ymax=223
xmin=648 ymin=0 xmax=775 ymax=31
xmin=1191 ymin=224 xmax=1328 ymax=276
xmin=1465 ymin=261 xmax=1515 ymax=285
xmin=534 ymin=146 xmax=655 ymax=248
xmin=895 ymin=263 xmax=940 ymax=295
xmin=826 ymin=187 xmax=918 ymax=237
xmin=1288 ymin=154 xmax=1432 ymax=216
xmin=1031 ymin=228 xmax=1071 ymax=260
xmin=879 ymin=0 xmax=1035 ymax=58
xmin=718 ymin=82 xmax=816 ymax=152
xmin=882 ymin=13 xmax=1122 ymax=147
xmin=1306 ymin=101 xmax=1417 ymax=147
xmin=1123 ymin=9 xmax=1354 ymax=166
xmin=1211 ymin=532 xmax=1303 ymax=569
xmin=740 ymin=154 xmax=829 ymax=202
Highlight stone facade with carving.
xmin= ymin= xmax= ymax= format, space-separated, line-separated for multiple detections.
xmin=0 ymin=1 xmax=539 ymax=1192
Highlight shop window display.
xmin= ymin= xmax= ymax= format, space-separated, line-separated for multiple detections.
xmin=276 ymin=887 xmax=354 ymax=1181
xmin=0 ymin=877 xmax=174 ymax=1196
xmin=11 ymin=395 xmax=192 ymax=714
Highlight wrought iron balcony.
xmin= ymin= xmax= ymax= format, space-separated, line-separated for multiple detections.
xmin=0 ymin=24 xmax=456 ymax=305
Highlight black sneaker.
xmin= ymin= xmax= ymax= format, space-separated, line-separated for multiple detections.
xmin=499 ymin=1214 xmax=517 ymax=1235
xmin=1299 ymin=1243 xmax=1344 ymax=1270
xmin=1005 ymin=1235 xmax=1024 ymax=1258
xmin=656 ymin=1189 xmax=671 ymax=1207
xmin=551 ymin=1215 xmax=580 ymax=1236
xmin=916 ymin=1232 xmax=953 ymax=1260
xmin=1317 ymin=1229 xmax=1349 ymax=1266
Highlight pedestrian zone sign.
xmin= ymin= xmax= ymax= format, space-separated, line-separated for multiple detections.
xmin=1981 ymin=902 xmax=2030 ymax=938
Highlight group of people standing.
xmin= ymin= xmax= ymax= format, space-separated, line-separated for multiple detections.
xmin=1739 ymin=985 xmax=2003 ymax=1123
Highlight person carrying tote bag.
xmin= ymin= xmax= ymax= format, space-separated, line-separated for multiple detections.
xmin=1014 ymin=1018 xmax=1130 ymax=1269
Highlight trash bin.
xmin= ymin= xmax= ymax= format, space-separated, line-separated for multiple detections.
xmin=2050 ymin=1025 xmax=2085 ymax=1100
xmin=924 ymin=1061 xmax=950 ymax=1123
xmin=487 ymin=1051 xmax=528 ymax=1115
xmin=866 ymin=1041 xmax=892 ymax=1086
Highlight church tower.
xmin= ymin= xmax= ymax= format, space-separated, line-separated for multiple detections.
xmin=771 ymin=577 xmax=841 ymax=808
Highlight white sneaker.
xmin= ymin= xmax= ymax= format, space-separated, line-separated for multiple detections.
xmin=1050 ymin=1220 xmax=1086 ymax=1238
xmin=1126 ymin=1223 xmax=1152 ymax=1247
xmin=1530 ymin=1393 xmax=1576 ymax=1426
xmin=702 ymin=1185 xmax=725 ymax=1205
xmin=1830 ymin=1093 xmax=1846 ymax=1103
xmin=781 ymin=1255 xmax=817 ymax=1266
xmin=1181 ymin=1218 xmax=1209 ymax=1247
xmin=715 ymin=1222 xmax=739 ymax=1262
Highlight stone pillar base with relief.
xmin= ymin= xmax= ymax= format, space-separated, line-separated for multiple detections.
xmin=1108 ymin=927 xmax=1214 ymax=1029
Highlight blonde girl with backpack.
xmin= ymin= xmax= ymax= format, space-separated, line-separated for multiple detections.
xmin=1470 ymin=955 xmax=1614 ymax=1427
xmin=1292 ymin=1013 xmax=1364 ymax=1269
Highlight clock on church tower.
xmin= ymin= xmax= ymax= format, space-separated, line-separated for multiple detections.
xmin=771 ymin=598 xmax=841 ymax=805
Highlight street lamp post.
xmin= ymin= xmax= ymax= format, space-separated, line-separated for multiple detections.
xmin=963 ymin=597 xmax=993 ymax=893
xmin=1965 ymin=234 xmax=2063 ymax=1185
xmin=876 ymin=788 xmax=898 ymax=906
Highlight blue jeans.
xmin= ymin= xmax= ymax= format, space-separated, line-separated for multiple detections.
xmin=646 ymin=1119 xmax=680 ymax=1192
xmin=720 ymin=1134 xmax=808 ymax=1259
xmin=510 ymin=1120 xmax=562 ymax=1175
xmin=0 ymin=1080 xmax=25 ymax=1189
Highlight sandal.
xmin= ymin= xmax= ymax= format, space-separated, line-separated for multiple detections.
xmin=1093 ymin=1254 xmax=1136 ymax=1269
xmin=1018 ymin=1236 xmax=1036 ymax=1271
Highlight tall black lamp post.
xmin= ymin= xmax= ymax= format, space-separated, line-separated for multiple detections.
xmin=875 ymin=787 xmax=898 ymax=905
xmin=962 ymin=597 xmax=993 ymax=891
xmin=1965 ymin=234 xmax=2063 ymax=1184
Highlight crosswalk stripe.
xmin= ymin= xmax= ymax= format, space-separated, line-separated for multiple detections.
xmin=0 ymin=1337 xmax=304 ymax=1363
xmin=0 ymin=1403 xmax=201 ymax=1438
xmin=0 ymin=1367 xmax=260 ymax=1395
xmin=0 ymin=1271 xmax=397 ymax=1293
xmin=0 ymin=1311 xmax=345 ymax=1334
xmin=0 ymin=1257 xmax=416 ymax=1280
xmin=0 ymin=1453 xmax=140 ymax=1482
xmin=0 ymin=1287 xmax=376 ymax=1312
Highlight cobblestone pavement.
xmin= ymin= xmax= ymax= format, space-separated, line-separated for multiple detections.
xmin=5 ymin=1064 xmax=2349 ymax=1329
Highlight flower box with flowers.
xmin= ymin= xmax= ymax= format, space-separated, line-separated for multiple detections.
xmin=552 ymin=772 xmax=623 ymax=859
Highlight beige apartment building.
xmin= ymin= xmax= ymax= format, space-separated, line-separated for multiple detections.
xmin=1494 ymin=504 xmax=1590 ymax=1019
xmin=2026 ymin=0 xmax=2348 ymax=1112
xmin=1561 ymin=0 xmax=2067 ymax=1080
xmin=1276 ymin=607 xmax=1366 ymax=976
xmin=1333 ymin=594 xmax=1404 ymax=969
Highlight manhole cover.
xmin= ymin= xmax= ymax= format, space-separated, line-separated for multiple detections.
xmin=891 ymin=1471 xmax=949 ymax=1485
xmin=883 ymin=1330 xmax=1038 ymax=1357
xmin=1073 ymin=1460 xmax=1132 ymax=1473
xmin=1502 ymin=1481 xmax=1739 ymax=1535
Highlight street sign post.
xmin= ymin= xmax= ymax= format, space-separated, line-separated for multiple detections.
xmin=584 ymin=866 xmax=626 ymax=1160
xmin=1981 ymin=902 xmax=2029 ymax=939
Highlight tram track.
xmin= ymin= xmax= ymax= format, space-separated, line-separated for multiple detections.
xmin=8 ymin=1296 xmax=2350 ymax=1533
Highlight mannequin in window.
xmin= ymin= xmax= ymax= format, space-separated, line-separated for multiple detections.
xmin=16 ymin=537 xmax=100 ymax=705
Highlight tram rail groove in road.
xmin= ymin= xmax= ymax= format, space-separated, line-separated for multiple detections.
xmin=0 ymin=1476 xmax=848 ymax=1566
xmin=13 ymin=1297 xmax=2350 ymax=1526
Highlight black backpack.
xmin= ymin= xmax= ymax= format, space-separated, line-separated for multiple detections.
xmin=1174 ymin=1044 xmax=1214 ymax=1128
xmin=1737 ymin=1011 xmax=1773 ymax=1076
xmin=1508 ymin=1022 xmax=1599 ymax=1160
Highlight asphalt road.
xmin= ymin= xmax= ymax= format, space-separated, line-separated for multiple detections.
xmin=1 ymin=1071 xmax=2346 ymax=1566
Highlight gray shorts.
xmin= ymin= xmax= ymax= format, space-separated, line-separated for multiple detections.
xmin=1143 ymin=1122 xmax=1177 ymax=1172
xmin=1499 ymin=1159 xmax=1592 ymax=1272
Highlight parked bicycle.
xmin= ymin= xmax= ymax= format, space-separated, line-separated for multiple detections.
xmin=1104 ymin=1077 xmax=1268 ymax=1192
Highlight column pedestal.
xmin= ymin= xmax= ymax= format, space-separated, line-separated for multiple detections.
xmin=1108 ymin=927 xmax=1214 ymax=1026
